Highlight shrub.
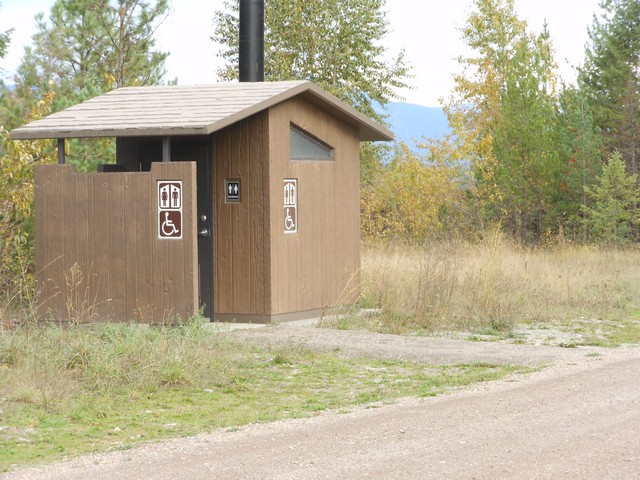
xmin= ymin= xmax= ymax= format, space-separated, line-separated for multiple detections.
xmin=0 ymin=94 xmax=56 ymax=311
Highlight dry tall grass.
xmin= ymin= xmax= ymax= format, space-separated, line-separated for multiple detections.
xmin=355 ymin=232 xmax=640 ymax=334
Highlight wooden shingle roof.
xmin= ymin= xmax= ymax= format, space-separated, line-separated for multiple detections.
xmin=10 ymin=81 xmax=393 ymax=142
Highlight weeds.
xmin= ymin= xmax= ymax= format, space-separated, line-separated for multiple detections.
xmin=63 ymin=263 xmax=102 ymax=325
xmin=323 ymin=236 xmax=640 ymax=343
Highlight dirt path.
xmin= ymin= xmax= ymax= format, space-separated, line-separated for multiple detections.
xmin=231 ymin=325 xmax=608 ymax=365
xmin=3 ymin=327 xmax=640 ymax=480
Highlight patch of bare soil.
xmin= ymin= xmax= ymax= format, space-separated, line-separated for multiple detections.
xmin=231 ymin=324 xmax=606 ymax=366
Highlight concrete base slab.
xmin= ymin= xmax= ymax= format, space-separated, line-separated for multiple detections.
xmin=206 ymin=315 xmax=328 ymax=331
xmin=206 ymin=322 xmax=268 ymax=331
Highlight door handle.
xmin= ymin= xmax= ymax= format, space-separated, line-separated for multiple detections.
xmin=198 ymin=228 xmax=210 ymax=238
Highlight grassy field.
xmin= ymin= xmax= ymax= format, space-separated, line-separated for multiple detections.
xmin=3 ymin=237 xmax=639 ymax=470
xmin=0 ymin=320 xmax=528 ymax=470
xmin=322 ymin=236 xmax=640 ymax=346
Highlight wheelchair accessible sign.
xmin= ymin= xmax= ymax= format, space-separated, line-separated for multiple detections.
xmin=283 ymin=178 xmax=297 ymax=234
xmin=158 ymin=181 xmax=182 ymax=239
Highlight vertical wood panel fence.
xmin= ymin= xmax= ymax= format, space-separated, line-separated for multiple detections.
xmin=34 ymin=162 xmax=198 ymax=323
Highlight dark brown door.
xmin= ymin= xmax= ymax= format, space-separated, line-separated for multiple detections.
xmin=172 ymin=140 xmax=214 ymax=319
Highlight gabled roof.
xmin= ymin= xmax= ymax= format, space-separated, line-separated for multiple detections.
xmin=10 ymin=80 xmax=393 ymax=142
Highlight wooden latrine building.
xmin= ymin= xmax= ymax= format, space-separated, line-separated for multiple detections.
xmin=11 ymin=81 xmax=393 ymax=323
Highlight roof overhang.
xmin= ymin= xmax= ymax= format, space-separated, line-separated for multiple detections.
xmin=10 ymin=81 xmax=393 ymax=142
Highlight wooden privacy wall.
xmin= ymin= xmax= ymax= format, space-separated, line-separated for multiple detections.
xmin=34 ymin=162 xmax=198 ymax=323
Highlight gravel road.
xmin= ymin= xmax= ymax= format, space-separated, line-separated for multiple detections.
xmin=3 ymin=325 xmax=639 ymax=480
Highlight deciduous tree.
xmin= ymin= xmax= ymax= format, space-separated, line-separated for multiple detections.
xmin=442 ymin=0 xmax=527 ymax=206
xmin=439 ymin=0 xmax=566 ymax=242
xmin=361 ymin=143 xmax=464 ymax=240
xmin=0 ymin=94 xmax=56 ymax=303
xmin=212 ymin=0 xmax=410 ymax=123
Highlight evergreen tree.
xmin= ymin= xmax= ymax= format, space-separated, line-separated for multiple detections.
xmin=555 ymin=84 xmax=604 ymax=240
xmin=1 ymin=0 xmax=170 ymax=171
xmin=582 ymin=151 xmax=639 ymax=244
xmin=580 ymin=0 xmax=640 ymax=177
xmin=212 ymin=0 xmax=411 ymax=123
xmin=492 ymin=26 xmax=562 ymax=241
xmin=2 ymin=0 xmax=169 ymax=128
xmin=0 ymin=2 xmax=12 ymax=60
xmin=439 ymin=0 xmax=564 ymax=242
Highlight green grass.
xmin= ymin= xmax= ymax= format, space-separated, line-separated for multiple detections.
xmin=0 ymin=321 xmax=529 ymax=470
xmin=330 ymin=310 xmax=640 ymax=347
xmin=561 ymin=314 xmax=640 ymax=347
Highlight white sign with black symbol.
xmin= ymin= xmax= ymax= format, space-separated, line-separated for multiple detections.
xmin=283 ymin=178 xmax=297 ymax=234
xmin=226 ymin=179 xmax=240 ymax=202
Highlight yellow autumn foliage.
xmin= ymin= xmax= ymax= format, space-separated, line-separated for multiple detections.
xmin=361 ymin=143 xmax=464 ymax=240
xmin=0 ymin=93 xmax=56 ymax=303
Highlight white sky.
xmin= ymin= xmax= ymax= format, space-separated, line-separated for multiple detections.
xmin=0 ymin=0 xmax=601 ymax=107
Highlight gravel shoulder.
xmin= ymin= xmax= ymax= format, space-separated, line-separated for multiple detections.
xmin=3 ymin=325 xmax=639 ymax=480
xmin=231 ymin=324 xmax=610 ymax=366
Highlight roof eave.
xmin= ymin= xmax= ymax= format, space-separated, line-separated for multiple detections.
xmin=295 ymin=83 xmax=394 ymax=142
xmin=9 ymin=80 xmax=395 ymax=142
xmin=10 ymin=126 xmax=213 ymax=140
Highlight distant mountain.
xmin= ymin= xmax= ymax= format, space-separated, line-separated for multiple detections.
xmin=382 ymin=102 xmax=450 ymax=148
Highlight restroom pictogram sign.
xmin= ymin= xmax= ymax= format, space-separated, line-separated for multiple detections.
xmin=158 ymin=181 xmax=182 ymax=239
xmin=284 ymin=178 xmax=297 ymax=234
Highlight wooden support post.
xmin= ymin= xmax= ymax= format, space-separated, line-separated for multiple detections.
xmin=162 ymin=137 xmax=171 ymax=162
xmin=57 ymin=138 xmax=65 ymax=164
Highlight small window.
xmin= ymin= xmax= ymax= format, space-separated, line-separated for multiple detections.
xmin=290 ymin=124 xmax=334 ymax=161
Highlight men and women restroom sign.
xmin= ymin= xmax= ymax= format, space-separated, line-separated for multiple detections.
xmin=158 ymin=179 xmax=296 ymax=238
xmin=284 ymin=178 xmax=297 ymax=234
xmin=158 ymin=181 xmax=182 ymax=239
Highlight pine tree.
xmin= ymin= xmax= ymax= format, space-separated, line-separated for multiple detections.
xmin=580 ymin=0 xmax=640 ymax=177
xmin=2 ymin=0 xmax=169 ymax=129
xmin=554 ymin=84 xmax=604 ymax=240
xmin=0 ymin=2 xmax=12 ymax=60
xmin=491 ymin=25 xmax=562 ymax=241
xmin=1 ymin=0 xmax=170 ymax=170
xmin=439 ymin=0 xmax=564 ymax=242
xmin=582 ymin=151 xmax=639 ymax=244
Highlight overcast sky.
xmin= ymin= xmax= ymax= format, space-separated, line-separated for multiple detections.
xmin=1 ymin=0 xmax=602 ymax=107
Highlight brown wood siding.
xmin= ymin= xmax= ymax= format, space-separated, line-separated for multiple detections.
xmin=34 ymin=162 xmax=198 ymax=323
xmin=213 ymin=112 xmax=270 ymax=316
xmin=268 ymin=97 xmax=361 ymax=316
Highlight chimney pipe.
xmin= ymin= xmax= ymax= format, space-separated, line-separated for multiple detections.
xmin=239 ymin=0 xmax=264 ymax=82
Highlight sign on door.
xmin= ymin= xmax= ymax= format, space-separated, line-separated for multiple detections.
xmin=284 ymin=178 xmax=297 ymax=234
xmin=158 ymin=181 xmax=183 ymax=239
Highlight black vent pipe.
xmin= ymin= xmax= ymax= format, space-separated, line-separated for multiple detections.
xmin=239 ymin=0 xmax=264 ymax=82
